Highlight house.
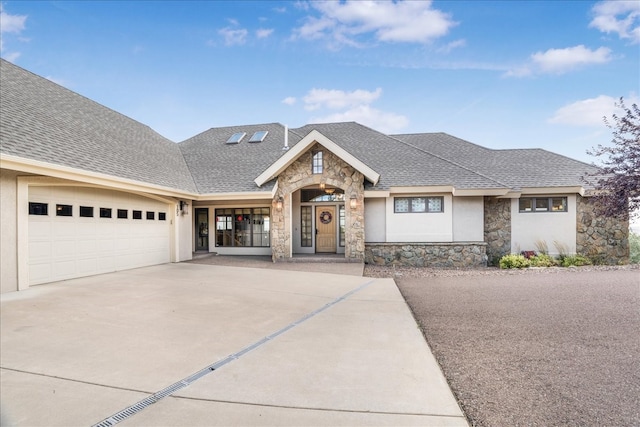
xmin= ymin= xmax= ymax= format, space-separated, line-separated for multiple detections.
xmin=0 ymin=59 xmax=629 ymax=294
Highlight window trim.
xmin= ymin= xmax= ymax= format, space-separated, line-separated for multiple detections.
xmin=312 ymin=151 xmax=323 ymax=174
xmin=394 ymin=197 xmax=444 ymax=213
xmin=29 ymin=202 xmax=48 ymax=216
xmin=56 ymin=204 xmax=73 ymax=217
xmin=519 ymin=196 xmax=568 ymax=213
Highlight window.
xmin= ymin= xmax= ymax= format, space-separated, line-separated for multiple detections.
xmin=215 ymin=208 xmax=270 ymax=247
xmin=394 ymin=197 xmax=443 ymax=213
xmin=132 ymin=210 xmax=142 ymax=219
xmin=519 ymin=197 xmax=567 ymax=213
xmin=301 ymin=206 xmax=312 ymax=247
xmin=29 ymin=202 xmax=48 ymax=216
xmin=248 ymin=131 xmax=268 ymax=143
xmin=79 ymin=206 xmax=94 ymax=217
xmin=100 ymin=208 xmax=112 ymax=218
xmin=312 ymin=151 xmax=323 ymax=174
xmin=158 ymin=212 xmax=166 ymax=221
xmin=226 ymin=132 xmax=245 ymax=144
xmin=146 ymin=211 xmax=155 ymax=220
xmin=117 ymin=209 xmax=128 ymax=219
xmin=339 ymin=205 xmax=345 ymax=247
xmin=56 ymin=204 xmax=73 ymax=216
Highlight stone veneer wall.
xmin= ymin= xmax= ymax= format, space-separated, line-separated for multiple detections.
xmin=484 ymin=197 xmax=511 ymax=265
xmin=365 ymin=243 xmax=487 ymax=268
xmin=576 ymin=195 xmax=629 ymax=264
xmin=271 ymin=144 xmax=365 ymax=261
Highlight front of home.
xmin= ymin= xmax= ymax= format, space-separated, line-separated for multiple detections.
xmin=0 ymin=59 xmax=629 ymax=294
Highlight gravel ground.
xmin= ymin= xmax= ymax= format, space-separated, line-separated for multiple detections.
xmin=365 ymin=265 xmax=640 ymax=427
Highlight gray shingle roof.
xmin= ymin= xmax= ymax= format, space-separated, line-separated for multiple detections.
xmin=393 ymin=132 xmax=598 ymax=190
xmin=1 ymin=59 xmax=597 ymax=195
xmin=0 ymin=59 xmax=197 ymax=192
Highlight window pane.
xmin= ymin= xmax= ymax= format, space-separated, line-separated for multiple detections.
xmin=395 ymin=198 xmax=409 ymax=213
xmin=29 ymin=202 xmax=48 ymax=216
xmin=519 ymin=198 xmax=533 ymax=212
xmin=100 ymin=208 xmax=112 ymax=218
xmin=117 ymin=209 xmax=127 ymax=219
xmin=132 ymin=210 xmax=142 ymax=219
xmin=551 ymin=197 xmax=566 ymax=212
xmin=158 ymin=212 xmax=166 ymax=221
xmin=535 ymin=198 xmax=549 ymax=211
xmin=301 ymin=206 xmax=312 ymax=247
xmin=56 ymin=204 xmax=72 ymax=216
xmin=79 ymin=206 xmax=93 ymax=217
xmin=412 ymin=198 xmax=426 ymax=212
xmin=312 ymin=151 xmax=323 ymax=174
xmin=428 ymin=197 xmax=443 ymax=212
xmin=146 ymin=211 xmax=155 ymax=220
xmin=252 ymin=208 xmax=270 ymax=247
xmin=339 ymin=205 xmax=345 ymax=247
xmin=215 ymin=209 xmax=233 ymax=247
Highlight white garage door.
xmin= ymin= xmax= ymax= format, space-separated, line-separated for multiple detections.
xmin=28 ymin=186 xmax=171 ymax=285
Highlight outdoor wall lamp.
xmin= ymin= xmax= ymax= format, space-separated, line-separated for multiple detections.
xmin=319 ymin=181 xmax=326 ymax=191
xmin=275 ymin=196 xmax=284 ymax=211
xmin=350 ymin=194 xmax=357 ymax=209
xmin=177 ymin=200 xmax=188 ymax=215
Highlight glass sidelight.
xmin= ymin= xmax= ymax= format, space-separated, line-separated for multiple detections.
xmin=195 ymin=208 xmax=209 ymax=251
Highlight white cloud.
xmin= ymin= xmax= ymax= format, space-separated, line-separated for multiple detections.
xmin=311 ymin=105 xmax=409 ymax=133
xmin=590 ymin=0 xmax=640 ymax=44
xmin=303 ymin=88 xmax=382 ymax=111
xmin=437 ymin=39 xmax=466 ymax=54
xmin=292 ymin=0 xmax=456 ymax=48
xmin=549 ymin=94 xmax=639 ymax=127
xmin=296 ymin=87 xmax=408 ymax=133
xmin=256 ymin=28 xmax=274 ymax=39
xmin=0 ymin=4 xmax=27 ymax=54
xmin=506 ymin=45 xmax=612 ymax=77
xmin=282 ymin=96 xmax=297 ymax=105
xmin=218 ymin=27 xmax=248 ymax=46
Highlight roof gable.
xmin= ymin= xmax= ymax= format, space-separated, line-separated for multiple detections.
xmin=254 ymin=129 xmax=381 ymax=187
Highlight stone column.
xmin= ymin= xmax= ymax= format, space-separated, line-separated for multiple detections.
xmin=484 ymin=197 xmax=511 ymax=265
xmin=576 ymin=195 xmax=629 ymax=264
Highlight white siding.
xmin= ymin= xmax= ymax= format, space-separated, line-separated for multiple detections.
xmin=385 ymin=195 xmax=453 ymax=242
xmin=452 ymin=197 xmax=484 ymax=241
xmin=364 ymin=198 xmax=386 ymax=242
xmin=511 ymin=194 xmax=577 ymax=255
xmin=1 ymin=170 xmax=19 ymax=293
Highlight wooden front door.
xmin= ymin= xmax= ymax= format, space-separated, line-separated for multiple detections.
xmin=316 ymin=207 xmax=336 ymax=253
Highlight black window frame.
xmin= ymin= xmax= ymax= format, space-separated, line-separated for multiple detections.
xmin=100 ymin=208 xmax=112 ymax=218
xmin=117 ymin=209 xmax=128 ymax=219
xmin=158 ymin=212 xmax=167 ymax=221
xmin=56 ymin=204 xmax=73 ymax=217
xmin=29 ymin=202 xmax=48 ymax=216
xmin=132 ymin=210 xmax=143 ymax=220
xmin=146 ymin=211 xmax=155 ymax=220
xmin=519 ymin=197 xmax=568 ymax=213
xmin=79 ymin=206 xmax=94 ymax=218
xmin=312 ymin=151 xmax=323 ymax=174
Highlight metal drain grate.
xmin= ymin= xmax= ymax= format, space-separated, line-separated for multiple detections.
xmin=92 ymin=279 xmax=376 ymax=426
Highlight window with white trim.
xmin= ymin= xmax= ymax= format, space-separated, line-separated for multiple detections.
xmin=394 ymin=197 xmax=443 ymax=213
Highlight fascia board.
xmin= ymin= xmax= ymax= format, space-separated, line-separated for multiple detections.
xmin=364 ymin=190 xmax=390 ymax=198
xmin=254 ymin=129 xmax=380 ymax=187
xmin=194 ymin=192 xmax=274 ymax=201
xmin=519 ymin=186 xmax=585 ymax=196
xmin=1 ymin=154 xmax=196 ymax=199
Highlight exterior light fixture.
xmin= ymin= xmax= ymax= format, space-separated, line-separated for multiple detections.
xmin=276 ymin=196 xmax=284 ymax=211
xmin=319 ymin=182 xmax=326 ymax=191
xmin=350 ymin=195 xmax=357 ymax=209
xmin=177 ymin=200 xmax=189 ymax=215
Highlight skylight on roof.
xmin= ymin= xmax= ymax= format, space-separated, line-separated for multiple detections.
xmin=226 ymin=132 xmax=246 ymax=144
xmin=248 ymin=131 xmax=268 ymax=143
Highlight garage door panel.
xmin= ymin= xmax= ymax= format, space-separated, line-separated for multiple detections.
xmin=28 ymin=186 xmax=171 ymax=286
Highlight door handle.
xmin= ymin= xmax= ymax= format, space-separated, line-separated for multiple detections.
xmin=315 ymin=228 xmax=318 ymax=235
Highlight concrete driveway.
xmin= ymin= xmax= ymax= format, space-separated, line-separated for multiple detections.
xmin=1 ymin=263 xmax=466 ymax=426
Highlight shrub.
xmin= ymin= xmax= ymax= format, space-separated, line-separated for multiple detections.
xmin=529 ymin=254 xmax=559 ymax=267
xmin=534 ymin=239 xmax=549 ymax=255
xmin=561 ymin=255 xmax=592 ymax=267
xmin=499 ymin=254 xmax=531 ymax=269
xmin=630 ymin=232 xmax=640 ymax=264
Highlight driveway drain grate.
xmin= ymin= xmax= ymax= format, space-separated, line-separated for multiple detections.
xmin=92 ymin=279 xmax=376 ymax=426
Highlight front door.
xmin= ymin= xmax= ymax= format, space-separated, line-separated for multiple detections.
xmin=316 ymin=206 xmax=336 ymax=253
xmin=195 ymin=208 xmax=209 ymax=251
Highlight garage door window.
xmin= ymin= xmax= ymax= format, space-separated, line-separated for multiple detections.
xmin=80 ymin=206 xmax=94 ymax=217
xmin=29 ymin=202 xmax=48 ymax=215
xmin=158 ymin=212 xmax=166 ymax=221
xmin=146 ymin=211 xmax=155 ymax=220
xmin=132 ymin=210 xmax=142 ymax=220
xmin=56 ymin=204 xmax=72 ymax=216
xmin=100 ymin=208 xmax=112 ymax=218
xmin=117 ymin=209 xmax=128 ymax=219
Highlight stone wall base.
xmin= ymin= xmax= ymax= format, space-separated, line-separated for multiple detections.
xmin=365 ymin=242 xmax=488 ymax=268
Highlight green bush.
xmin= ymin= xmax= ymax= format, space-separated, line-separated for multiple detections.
xmin=499 ymin=254 xmax=531 ymax=269
xmin=529 ymin=254 xmax=559 ymax=267
xmin=561 ymin=255 xmax=592 ymax=267
xmin=630 ymin=232 xmax=640 ymax=264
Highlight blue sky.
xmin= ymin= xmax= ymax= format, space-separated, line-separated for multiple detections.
xmin=1 ymin=0 xmax=638 ymax=163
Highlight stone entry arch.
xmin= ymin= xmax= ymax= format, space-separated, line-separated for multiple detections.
xmin=270 ymin=144 xmax=365 ymax=261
